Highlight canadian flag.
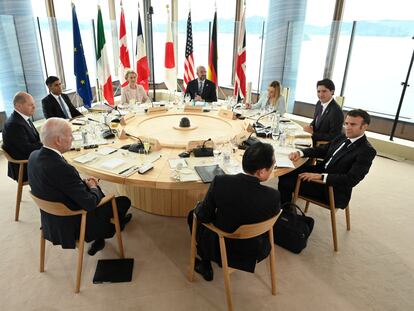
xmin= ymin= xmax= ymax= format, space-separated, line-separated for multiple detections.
xmin=164 ymin=6 xmax=176 ymax=91
xmin=96 ymin=6 xmax=114 ymax=105
xmin=119 ymin=2 xmax=131 ymax=88
xmin=136 ymin=7 xmax=150 ymax=92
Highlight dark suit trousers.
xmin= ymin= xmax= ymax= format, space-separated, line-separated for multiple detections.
xmin=278 ymin=161 xmax=328 ymax=205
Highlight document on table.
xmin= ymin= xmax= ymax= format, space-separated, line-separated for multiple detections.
xmin=275 ymin=157 xmax=295 ymax=168
xmin=73 ymin=153 xmax=98 ymax=164
xmin=100 ymin=158 xmax=125 ymax=170
xmin=168 ymin=158 xmax=188 ymax=169
xmin=96 ymin=146 xmax=118 ymax=155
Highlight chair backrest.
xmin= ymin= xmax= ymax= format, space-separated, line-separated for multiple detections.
xmin=203 ymin=211 xmax=282 ymax=240
xmin=281 ymin=87 xmax=290 ymax=112
xmin=30 ymin=191 xmax=85 ymax=217
xmin=335 ymin=96 xmax=345 ymax=109
xmin=1 ymin=148 xmax=28 ymax=164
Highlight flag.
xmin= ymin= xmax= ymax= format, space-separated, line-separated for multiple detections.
xmin=119 ymin=1 xmax=131 ymax=88
xmin=164 ymin=6 xmax=176 ymax=91
xmin=207 ymin=11 xmax=218 ymax=86
xmin=233 ymin=7 xmax=246 ymax=98
xmin=72 ymin=4 xmax=93 ymax=108
xmin=136 ymin=6 xmax=150 ymax=92
xmin=96 ymin=6 xmax=114 ymax=105
xmin=183 ymin=10 xmax=194 ymax=92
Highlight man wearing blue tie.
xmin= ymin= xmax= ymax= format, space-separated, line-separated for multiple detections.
xmin=41 ymin=76 xmax=83 ymax=119
xmin=279 ymin=109 xmax=376 ymax=209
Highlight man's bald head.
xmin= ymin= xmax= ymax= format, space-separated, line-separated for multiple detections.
xmin=196 ymin=66 xmax=207 ymax=81
xmin=41 ymin=118 xmax=73 ymax=153
xmin=13 ymin=92 xmax=36 ymax=117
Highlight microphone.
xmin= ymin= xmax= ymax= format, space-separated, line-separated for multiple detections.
xmin=87 ymin=118 xmax=115 ymax=139
xmin=254 ymin=109 xmax=277 ymax=129
xmin=100 ymin=101 xmax=122 ymax=122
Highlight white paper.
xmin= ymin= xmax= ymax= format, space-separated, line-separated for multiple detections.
xmin=73 ymin=153 xmax=98 ymax=164
xmin=96 ymin=146 xmax=118 ymax=155
xmin=168 ymin=158 xmax=188 ymax=169
xmin=275 ymin=157 xmax=295 ymax=168
xmin=100 ymin=158 xmax=125 ymax=170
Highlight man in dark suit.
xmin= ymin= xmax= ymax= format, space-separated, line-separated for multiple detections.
xmin=303 ymin=79 xmax=344 ymax=144
xmin=42 ymin=76 xmax=83 ymax=119
xmin=185 ymin=66 xmax=217 ymax=102
xmin=187 ymin=142 xmax=280 ymax=281
xmin=2 ymin=92 xmax=42 ymax=182
xmin=279 ymin=109 xmax=376 ymax=209
xmin=28 ymin=118 xmax=132 ymax=255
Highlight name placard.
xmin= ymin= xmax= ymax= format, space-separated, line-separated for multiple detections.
xmin=218 ymin=109 xmax=236 ymax=120
xmin=120 ymin=113 xmax=135 ymax=126
xmin=147 ymin=107 xmax=168 ymax=114
xmin=184 ymin=105 xmax=203 ymax=112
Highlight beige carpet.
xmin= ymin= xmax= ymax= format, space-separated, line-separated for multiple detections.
xmin=1 ymin=154 xmax=413 ymax=311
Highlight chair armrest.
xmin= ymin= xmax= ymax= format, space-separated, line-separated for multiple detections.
xmin=97 ymin=194 xmax=115 ymax=207
xmin=202 ymin=223 xmax=233 ymax=238
xmin=1 ymin=148 xmax=28 ymax=164
xmin=307 ymin=179 xmax=326 ymax=185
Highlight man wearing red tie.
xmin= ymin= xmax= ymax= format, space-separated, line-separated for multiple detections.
xmin=279 ymin=109 xmax=376 ymax=209
xmin=41 ymin=76 xmax=83 ymax=119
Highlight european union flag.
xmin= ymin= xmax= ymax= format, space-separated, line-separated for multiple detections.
xmin=72 ymin=4 xmax=93 ymax=108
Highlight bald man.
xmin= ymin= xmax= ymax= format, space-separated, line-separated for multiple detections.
xmin=2 ymin=92 xmax=42 ymax=182
xmin=185 ymin=66 xmax=217 ymax=102
xmin=28 ymin=118 xmax=132 ymax=255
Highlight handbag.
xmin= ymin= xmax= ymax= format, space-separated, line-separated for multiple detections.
xmin=274 ymin=202 xmax=314 ymax=254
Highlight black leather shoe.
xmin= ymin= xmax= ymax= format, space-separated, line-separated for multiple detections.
xmin=88 ymin=239 xmax=105 ymax=256
xmin=120 ymin=213 xmax=132 ymax=231
xmin=194 ymin=258 xmax=214 ymax=281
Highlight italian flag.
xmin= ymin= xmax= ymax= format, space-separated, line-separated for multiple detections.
xmin=96 ymin=6 xmax=114 ymax=105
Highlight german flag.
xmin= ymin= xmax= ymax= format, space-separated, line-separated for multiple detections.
xmin=207 ymin=11 xmax=218 ymax=86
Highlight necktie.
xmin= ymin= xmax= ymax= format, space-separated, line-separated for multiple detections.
xmin=58 ymin=96 xmax=70 ymax=119
xmin=198 ymin=81 xmax=204 ymax=94
xmin=325 ymin=139 xmax=351 ymax=168
xmin=27 ymin=119 xmax=38 ymax=136
xmin=315 ymin=104 xmax=323 ymax=127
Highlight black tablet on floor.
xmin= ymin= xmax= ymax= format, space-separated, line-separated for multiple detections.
xmin=93 ymin=258 xmax=134 ymax=283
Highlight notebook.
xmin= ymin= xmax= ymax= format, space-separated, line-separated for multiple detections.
xmin=93 ymin=258 xmax=134 ymax=283
xmin=194 ymin=165 xmax=225 ymax=183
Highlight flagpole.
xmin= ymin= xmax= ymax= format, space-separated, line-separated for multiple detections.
xmin=131 ymin=20 xmax=135 ymax=66
xmin=257 ymin=20 xmax=265 ymax=97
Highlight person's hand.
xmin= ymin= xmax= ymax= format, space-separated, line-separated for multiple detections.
xmin=303 ymin=125 xmax=313 ymax=134
xmin=84 ymin=177 xmax=99 ymax=188
xmin=298 ymin=172 xmax=323 ymax=182
xmin=194 ymin=95 xmax=203 ymax=102
xmin=288 ymin=151 xmax=301 ymax=162
xmin=245 ymin=103 xmax=252 ymax=109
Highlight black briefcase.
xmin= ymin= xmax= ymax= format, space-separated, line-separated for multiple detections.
xmin=274 ymin=203 xmax=314 ymax=254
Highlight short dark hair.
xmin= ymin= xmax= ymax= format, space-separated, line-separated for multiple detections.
xmin=347 ymin=109 xmax=371 ymax=125
xmin=242 ymin=142 xmax=274 ymax=174
xmin=316 ymin=78 xmax=335 ymax=91
xmin=45 ymin=76 xmax=60 ymax=86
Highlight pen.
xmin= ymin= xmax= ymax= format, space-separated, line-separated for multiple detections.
xmin=118 ymin=166 xmax=135 ymax=175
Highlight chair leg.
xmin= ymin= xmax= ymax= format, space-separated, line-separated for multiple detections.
xmin=75 ymin=214 xmax=86 ymax=293
xmin=345 ymin=206 xmax=351 ymax=231
xmin=40 ymin=229 xmax=45 ymax=272
xmin=188 ymin=215 xmax=197 ymax=282
xmin=15 ymin=164 xmax=24 ymax=221
xmin=111 ymin=198 xmax=124 ymax=258
xmin=330 ymin=209 xmax=338 ymax=252
xmin=219 ymin=236 xmax=233 ymax=311
xmin=268 ymin=229 xmax=277 ymax=295
xmin=304 ymin=201 xmax=310 ymax=213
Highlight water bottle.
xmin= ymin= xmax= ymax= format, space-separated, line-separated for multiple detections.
xmin=279 ymin=132 xmax=286 ymax=147
xmin=271 ymin=112 xmax=280 ymax=140
xmin=82 ymin=130 xmax=88 ymax=146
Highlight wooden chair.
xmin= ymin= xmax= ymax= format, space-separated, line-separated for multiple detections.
xmin=292 ymin=178 xmax=350 ymax=252
xmin=30 ymin=192 xmax=125 ymax=293
xmin=335 ymin=95 xmax=345 ymax=109
xmin=281 ymin=86 xmax=290 ymax=113
xmin=188 ymin=211 xmax=282 ymax=311
xmin=1 ymin=148 xmax=28 ymax=221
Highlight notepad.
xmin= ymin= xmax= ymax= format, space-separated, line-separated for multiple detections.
xmin=100 ymin=158 xmax=125 ymax=170
xmin=96 ymin=146 xmax=118 ymax=155
xmin=275 ymin=157 xmax=295 ymax=168
xmin=73 ymin=153 xmax=98 ymax=164
xmin=168 ymin=158 xmax=188 ymax=169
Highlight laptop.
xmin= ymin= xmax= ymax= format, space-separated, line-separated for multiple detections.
xmin=194 ymin=165 xmax=225 ymax=183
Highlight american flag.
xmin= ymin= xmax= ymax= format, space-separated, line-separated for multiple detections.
xmin=183 ymin=10 xmax=194 ymax=92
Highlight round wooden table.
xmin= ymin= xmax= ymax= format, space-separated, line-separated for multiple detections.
xmin=65 ymin=108 xmax=309 ymax=217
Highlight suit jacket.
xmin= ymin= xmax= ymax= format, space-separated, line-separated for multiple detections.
xmin=310 ymin=99 xmax=344 ymax=142
xmin=185 ymin=79 xmax=217 ymax=102
xmin=28 ymin=147 xmax=116 ymax=248
xmin=41 ymin=93 xmax=82 ymax=119
xmin=302 ymin=134 xmax=377 ymax=208
xmin=195 ymin=173 xmax=280 ymax=272
xmin=2 ymin=111 xmax=42 ymax=181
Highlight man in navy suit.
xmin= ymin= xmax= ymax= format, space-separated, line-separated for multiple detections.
xmin=28 ymin=118 xmax=132 ymax=255
xmin=185 ymin=66 xmax=217 ymax=102
xmin=303 ymin=79 xmax=344 ymax=145
xmin=279 ymin=109 xmax=376 ymax=209
xmin=41 ymin=76 xmax=83 ymax=119
xmin=2 ymin=92 xmax=42 ymax=182
xmin=187 ymin=142 xmax=280 ymax=281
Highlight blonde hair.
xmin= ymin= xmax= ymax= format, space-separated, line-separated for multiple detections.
xmin=269 ymin=81 xmax=282 ymax=106
xmin=124 ymin=68 xmax=137 ymax=81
